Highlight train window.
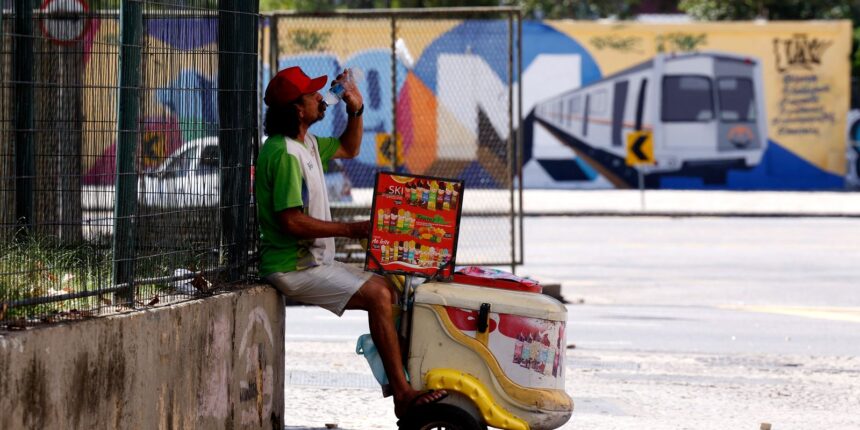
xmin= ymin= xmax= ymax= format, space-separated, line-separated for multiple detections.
xmin=583 ymin=95 xmax=590 ymax=136
xmin=662 ymin=75 xmax=713 ymax=122
xmin=570 ymin=96 xmax=581 ymax=114
xmin=563 ymin=99 xmax=571 ymax=126
xmin=635 ymin=79 xmax=648 ymax=130
xmin=591 ymin=90 xmax=607 ymax=114
xmin=717 ymin=78 xmax=756 ymax=122
xmin=164 ymin=147 xmax=197 ymax=178
xmin=198 ymin=145 xmax=220 ymax=173
xmin=851 ymin=118 xmax=860 ymax=143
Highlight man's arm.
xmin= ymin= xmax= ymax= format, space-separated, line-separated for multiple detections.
xmin=333 ymin=69 xmax=364 ymax=159
xmin=334 ymin=108 xmax=363 ymax=159
xmin=277 ymin=207 xmax=369 ymax=239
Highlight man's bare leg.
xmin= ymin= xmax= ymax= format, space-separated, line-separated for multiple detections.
xmin=345 ymin=274 xmax=447 ymax=418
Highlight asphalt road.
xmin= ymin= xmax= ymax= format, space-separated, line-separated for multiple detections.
xmin=524 ymin=216 xmax=860 ymax=308
xmin=283 ymin=216 xmax=860 ymax=429
xmin=524 ymin=216 xmax=860 ymax=357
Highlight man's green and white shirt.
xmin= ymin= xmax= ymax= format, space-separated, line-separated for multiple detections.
xmin=256 ymin=133 xmax=340 ymax=277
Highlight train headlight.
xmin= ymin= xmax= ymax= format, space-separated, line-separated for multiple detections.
xmin=727 ymin=126 xmax=755 ymax=148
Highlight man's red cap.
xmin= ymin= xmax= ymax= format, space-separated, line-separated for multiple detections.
xmin=264 ymin=66 xmax=328 ymax=107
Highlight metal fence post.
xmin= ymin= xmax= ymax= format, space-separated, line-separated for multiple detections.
xmin=13 ymin=0 xmax=34 ymax=239
xmin=269 ymin=15 xmax=278 ymax=80
xmin=56 ymin=16 xmax=84 ymax=244
xmin=113 ymin=0 xmax=143 ymax=305
xmin=219 ymin=0 xmax=259 ymax=282
xmin=390 ymin=14 xmax=397 ymax=172
xmin=507 ymin=12 xmax=516 ymax=274
xmin=516 ymin=11 xmax=524 ymax=267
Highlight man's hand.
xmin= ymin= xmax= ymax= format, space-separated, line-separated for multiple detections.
xmin=334 ymin=68 xmax=364 ymax=114
xmin=346 ymin=220 xmax=371 ymax=239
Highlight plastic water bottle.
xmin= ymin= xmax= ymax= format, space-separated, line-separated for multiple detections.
xmin=324 ymin=68 xmax=364 ymax=106
xmin=356 ymin=333 xmax=409 ymax=392
xmin=356 ymin=333 xmax=388 ymax=386
xmin=395 ymin=38 xmax=415 ymax=70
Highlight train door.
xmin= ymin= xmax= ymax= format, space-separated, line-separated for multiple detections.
xmin=714 ymin=57 xmax=765 ymax=155
xmin=612 ymin=80 xmax=629 ymax=147
xmin=583 ymin=95 xmax=590 ymax=136
xmin=660 ymin=74 xmax=717 ymax=154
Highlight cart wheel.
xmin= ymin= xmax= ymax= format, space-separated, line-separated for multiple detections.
xmin=397 ymin=403 xmax=487 ymax=430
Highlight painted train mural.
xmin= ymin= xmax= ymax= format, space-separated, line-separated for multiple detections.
xmin=521 ymin=21 xmax=853 ymax=189
xmin=533 ymin=52 xmax=768 ymax=187
xmin=78 ymin=18 xmax=856 ymax=190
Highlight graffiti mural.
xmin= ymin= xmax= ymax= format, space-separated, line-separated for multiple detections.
xmin=527 ymin=21 xmax=853 ymax=189
xmin=77 ymin=18 xmax=853 ymax=191
xmin=533 ymin=51 xmax=769 ymax=187
xmin=267 ymin=19 xmax=515 ymax=189
xmin=81 ymin=17 xmax=218 ymax=185
xmin=271 ymin=19 xmax=852 ymax=190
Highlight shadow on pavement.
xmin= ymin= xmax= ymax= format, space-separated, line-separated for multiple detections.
xmin=285 ymin=426 xmax=359 ymax=430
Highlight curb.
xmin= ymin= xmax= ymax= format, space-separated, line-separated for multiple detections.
xmin=520 ymin=211 xmax=860 ymax=218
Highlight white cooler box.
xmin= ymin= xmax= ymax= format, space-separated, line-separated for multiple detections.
xmin=407 ymin=280 xmax=573 ymax=430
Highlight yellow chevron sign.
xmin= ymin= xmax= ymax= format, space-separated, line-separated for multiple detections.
xmin=376 ymin=132 xmax=403 ymax=167
xmin=626 ymin=130 xmax=654 ymax=166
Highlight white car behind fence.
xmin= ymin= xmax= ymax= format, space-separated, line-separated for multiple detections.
xmin=138 ymin=136 xmax=353 ymax=208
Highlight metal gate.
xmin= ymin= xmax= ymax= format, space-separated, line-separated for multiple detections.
xmin=263 ymin=7 xmax=524 ymax=269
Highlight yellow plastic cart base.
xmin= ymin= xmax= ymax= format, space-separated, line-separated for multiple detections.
xmin=424 ymin=368 xmax=530 ymax=430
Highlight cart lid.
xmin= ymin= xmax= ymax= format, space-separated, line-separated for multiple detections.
xmin=414 ymin=281 xmax=567 ymax=321
xmin=452 ymin=266 xmax=542 ymax=293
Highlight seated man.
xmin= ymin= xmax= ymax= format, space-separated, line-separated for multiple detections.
xmin=255 ymin=66 xmax=447 ymax=418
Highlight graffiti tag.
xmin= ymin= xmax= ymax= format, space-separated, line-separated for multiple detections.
xmin=772 ymin=34 xmax=832 ymax=73
xmin=771 ymin=34 xmax=836 ymax=136
xmin=655 ymin=32 xmax=707 ymax=53
xmin=286 ymin=29 xmax=332 ymax=52
xmin=589 ymin=35 xmax=642 ymax=53
xmin=772 ymin=74 xmax=835 ymax=136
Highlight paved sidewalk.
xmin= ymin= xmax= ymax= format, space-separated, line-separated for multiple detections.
xmin=281 ymin=316 xmax=860 ymax=430
xmin=348 ymin=189 xmax=860 ymax=217
xmin=519 ymin=189 xmax=860 ymax=217
xmin=281 ymin=216 xmax=860 ymax=429
xmin=84 ymin=184 xmax=860 ymax=217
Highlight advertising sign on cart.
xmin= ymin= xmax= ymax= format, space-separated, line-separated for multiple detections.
xmin=365 ymin=172 xmax=464 ymax=280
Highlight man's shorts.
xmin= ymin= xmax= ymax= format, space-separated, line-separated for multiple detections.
xmin=265 ymin=261 xmax=373 ymax=316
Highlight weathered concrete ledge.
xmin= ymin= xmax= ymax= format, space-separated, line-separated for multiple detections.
xmin=0 ymin=286 xmax=285 ymax=430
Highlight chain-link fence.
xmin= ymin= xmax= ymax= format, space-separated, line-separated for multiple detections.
xmin=265 ymin=7 xmax=523 ymax=268
xmin=1 ymin=5 xmax=521 ymax=328
xmin=0 ymin=0 xmax=258 ymax=328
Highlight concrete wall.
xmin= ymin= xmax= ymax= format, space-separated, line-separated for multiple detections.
xmin=0 ymin=286 xmax=285 ymax=430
